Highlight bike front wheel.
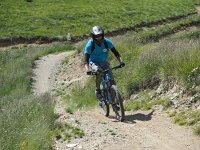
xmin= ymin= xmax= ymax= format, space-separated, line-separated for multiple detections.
xmin=99 ymin=96 xmax=109 ymax=117
xmin=110 ymin=85 xmax=125 ymax=122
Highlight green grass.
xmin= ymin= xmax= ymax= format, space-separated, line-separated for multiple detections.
xmin=174 ymin=111 xmax=200 ymax=125
xmin=53 ymin=74 xmax=98 ymax=112
xmin=127 ymin=14 xmax=200 ymax=43
xmin=195 ymin=0 xmax=200 ymax=5
xmin=65 ymin=79 xmax=98 ymax=111
xmin=109 ymin=26 xmax=200 ymax=95
xmin=168 ymin=111 xmax=177 ymax=117
xmin=0 ymin=0 xmax=197 ymax=39
xmin=54 ymin=123 xmax=85 ymax=143
xmin=65 ymin=107 xmax=74 ymax=115
xmin=0 ymin=94 xmax=55 ymax=150
xmin=169 ymin=28 xmax=200 ymax=40
xmin=195 ymin=126 xmax=200 ymax=136
xmin=173 ymin=110 xmax=200 ymax=136
xmin=124 ymin=97 xmax=172 ymax=111
xmin=0 ymin=43 xmax=75 ymax=149
xmin=113 ymin=34 xmax=200 ymax=95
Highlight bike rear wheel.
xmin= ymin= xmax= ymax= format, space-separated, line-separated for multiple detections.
xmin=110 ymin=85 xmax=125 ymax=122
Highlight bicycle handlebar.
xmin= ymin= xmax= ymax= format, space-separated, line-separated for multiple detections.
xmin=103 ymin=65 xmax=121 ymax=73
xmin=86 ymin=64 xmax=124 ymax=75
xmin=86 ymin=71 xmax=97 ymax=75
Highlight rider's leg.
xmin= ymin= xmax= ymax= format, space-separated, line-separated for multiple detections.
xmin=88 ymin=62 xmax=102 ymax=101
xmin=95 ymin=74 xmax=103 ymax=100
xmin=89 ymin=62 xmax=103 ymax=101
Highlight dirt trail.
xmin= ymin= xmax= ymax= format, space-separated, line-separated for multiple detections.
xmin=32 ymin=51 xmax=200 ymax=150
xmin=32 ymin=51 xmax=74 ymax=95
xmin=55 ymin=109 xmax=200 ymax=150
xmin=197 ymin=6 xmax=200 ymax=15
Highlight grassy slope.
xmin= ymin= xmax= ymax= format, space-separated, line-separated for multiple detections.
xmin=115 ymin=26 xmax=200 ymax=136
xmin=0 ymin=0 xmax=196 ymax=38
xmin=70 ymin=27 xmax=200 ymax=134
xmin=69 ymin=18 xmax=200 ymax=136
xmin=0 ymin=44 xmax=75 ymax=150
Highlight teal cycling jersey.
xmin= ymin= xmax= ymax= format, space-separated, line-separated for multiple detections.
xmin=84 ymin=38 xmax=114 ymax=64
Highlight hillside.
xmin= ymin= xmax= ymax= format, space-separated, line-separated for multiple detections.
xmin=30 ymin=44 xmax=200 ymax=150
xmin=0 ymin=1 xmax=200 ymax=149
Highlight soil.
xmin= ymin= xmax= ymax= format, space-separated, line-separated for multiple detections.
xmin=197 ymin=6 xmax=200 ymax=15
xmin=32 ymin=51 xmax=75 ymax=95
xmin=32 ymin=50 xmax=200 ymax=150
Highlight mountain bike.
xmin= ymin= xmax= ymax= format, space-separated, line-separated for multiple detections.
xmin=87 ymin=64 xmax=125 ymax=122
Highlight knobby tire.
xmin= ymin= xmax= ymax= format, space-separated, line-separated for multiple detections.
xmin=99 ymin=90 xmax=110 ymax=117
xmin=111 ymin=85 xmax=125 ymax=122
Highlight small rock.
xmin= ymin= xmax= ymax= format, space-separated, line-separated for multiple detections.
xmin=130 ymin=94 xmax=138 ymax=100
xmin=156 ymin=84 xmax=164 ymax=94
xmin=77 ymin=145 xmax=82 ymax=149
xmin=66 ymin=144 xmax=77 ymax=148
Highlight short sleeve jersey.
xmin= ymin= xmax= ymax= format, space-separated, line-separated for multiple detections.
xmin=84 ymin=38 xmax=114 ymax=64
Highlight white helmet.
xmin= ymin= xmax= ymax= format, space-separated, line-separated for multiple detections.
xmin=91 ymin=26 xmax=104 ymax=44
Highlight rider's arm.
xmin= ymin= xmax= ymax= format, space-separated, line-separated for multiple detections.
xmin=84 ymin=40 xmax=93 ymax=72
xmin=110 ymin=47 xmax=125 ymax=67
xmin=110 ymin=47 xmax=120 ymax=58
xmin=110 ymin=47 xmax=122 ymax=62
xmin=84 ymin=53 xmax=90 ymax=72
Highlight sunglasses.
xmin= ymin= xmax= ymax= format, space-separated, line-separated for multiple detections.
xmin=94 ymin=34 xmax=102 ymax=38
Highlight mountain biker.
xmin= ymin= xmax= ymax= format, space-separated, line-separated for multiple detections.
xmin=84 ymin=26 xmax=125 ymax=101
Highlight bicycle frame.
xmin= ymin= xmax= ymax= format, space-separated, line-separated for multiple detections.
xmin=99 ymin=65 xmax=121 ymax=104
xmin=87 ymin=64 xmax=125 ymax=121
xmin=100 ymin=72 xmax=112 ymax=104
xmin=87 ymin=65 xmax=121 ymax=104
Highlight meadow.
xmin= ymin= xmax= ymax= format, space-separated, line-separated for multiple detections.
xmin=0 ymin=0 xmax=197 ymax=39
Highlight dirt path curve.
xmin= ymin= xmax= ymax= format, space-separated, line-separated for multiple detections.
xmin=32 ymin=51 xmax=74 ymax=95
xmin=32 ymin=51 xmax=200 ymax=150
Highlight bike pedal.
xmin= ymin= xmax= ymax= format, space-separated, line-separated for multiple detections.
xmin=113 ymin=104 xmax=120 ymax=111
xmin=98 ymin=99 xmax=103 ymax=105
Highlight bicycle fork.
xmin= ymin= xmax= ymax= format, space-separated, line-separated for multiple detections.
xmin=101 ymin=82 xmax=111 ymax=104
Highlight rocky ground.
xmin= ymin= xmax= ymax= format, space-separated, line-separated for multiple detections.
xmin=32 ymin=50 xmax=200 ymax=150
